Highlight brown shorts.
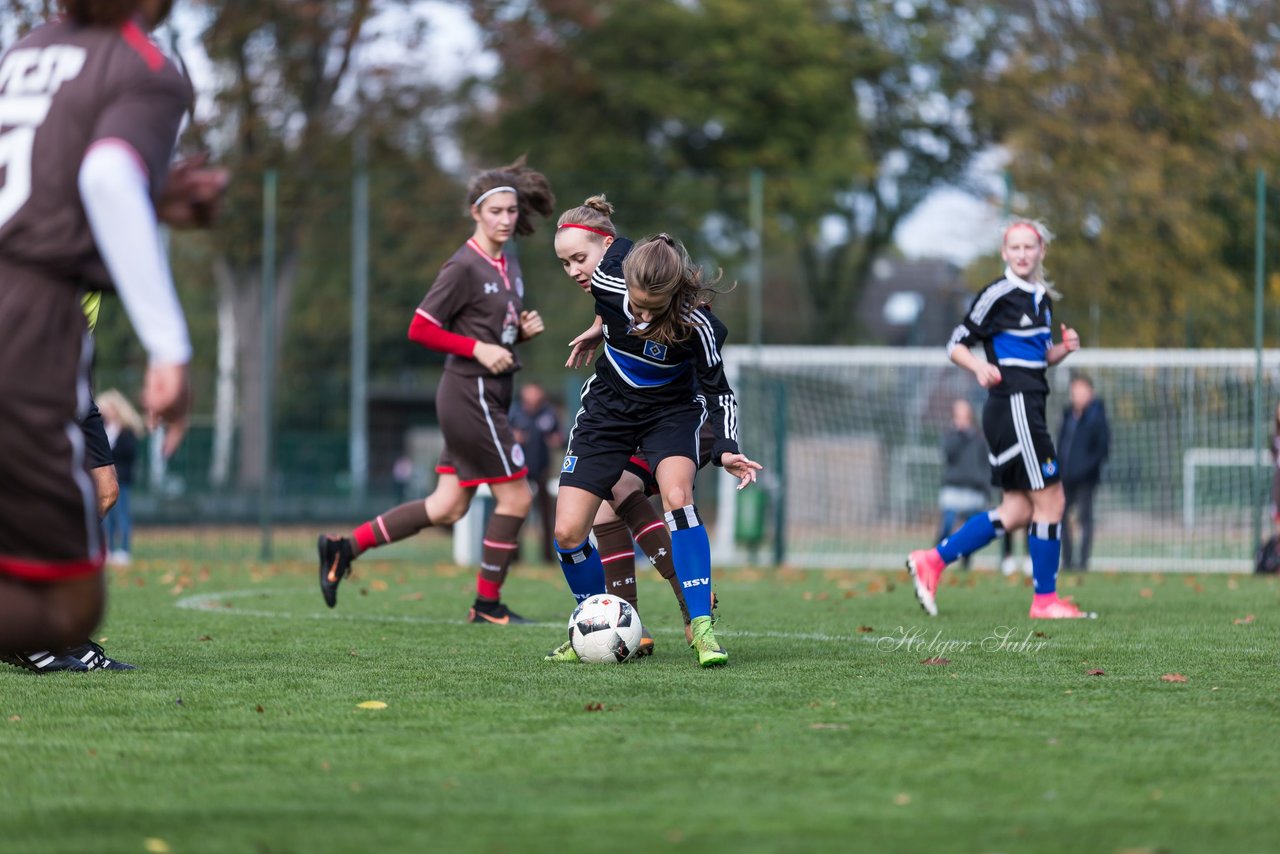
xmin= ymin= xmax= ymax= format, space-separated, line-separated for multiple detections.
xmin=434 ymin=370 xmax=528 ymax=488
xmin=0 ymin=265 xmax=102 ymax=581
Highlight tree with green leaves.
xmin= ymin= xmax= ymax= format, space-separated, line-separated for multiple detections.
xmin=459 ymin=0 xmax=999 ymax=343
xmin=4 ymin=1 xmax=462 ymax=492
xmin=978 ymin=0 xmax=1280 ymax=347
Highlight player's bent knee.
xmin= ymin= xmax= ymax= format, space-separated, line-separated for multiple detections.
xmin=662 ymin=486 xmax=693 ymax=511
xmin=554 ymin=520 xmax=592 ymax=549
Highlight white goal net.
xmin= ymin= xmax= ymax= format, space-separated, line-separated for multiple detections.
xmin=712 ymin=347 xmax=1280 ymax=573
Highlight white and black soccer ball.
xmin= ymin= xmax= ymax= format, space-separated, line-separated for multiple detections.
xmin=567 ymin=594 xmax=644 ymax=663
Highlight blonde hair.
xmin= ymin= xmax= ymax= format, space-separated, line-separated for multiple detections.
xmin=620 ymin=233 xmax=732 ymax=347
xmin=1002 ymin=217 xmax=1060 ymax=298
xmin=97 ymin=389 xmax=145 ymax=435
xmin=465 ymin=155 xmax=555 ymax=237
xmin=556 ymin=195 xmax=618 ymax=238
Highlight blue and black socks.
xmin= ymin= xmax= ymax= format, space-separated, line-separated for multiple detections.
xmin=554 ymin=538 xmax=605 ymax=604
xmin=937 ymin=509 xmax=1004 ymax=564
xmin=1028 ymin=521 xmax=1062 ymax=594
xmin=667 ymin=505 xmax=713 ymax=620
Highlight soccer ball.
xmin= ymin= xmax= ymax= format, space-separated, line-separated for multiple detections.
xmin=568 ymin=594 xmax=644 ymax=663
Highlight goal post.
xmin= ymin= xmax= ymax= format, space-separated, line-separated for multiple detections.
xmin=713 ymin=347 xmax=1280 ymax=573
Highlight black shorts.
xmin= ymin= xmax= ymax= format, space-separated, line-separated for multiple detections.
xmin=983 ymin=391 xmax=1060 ymax=492
xmin=81 ymin=400 xmax=114 ymax=470
xmin=560 ymin=385 xmax=707 ymax=501
xmin=623 ymin=420 xmax=716 ymax=496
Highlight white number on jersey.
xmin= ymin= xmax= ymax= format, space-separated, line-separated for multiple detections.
xmin=0 ymin=45 xmax=87 ymax=229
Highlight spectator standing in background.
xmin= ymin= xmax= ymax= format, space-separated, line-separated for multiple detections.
xmin=1057 ymin=373 xmax=1109 ymax=571
xmin=510 ymin=382 xmax=562 ymax=563
xmin=99 ymin=390 xmax=144 ymax=566
xmin=1270 ymin=402 xmax=1280 ymax=529
xmin=937 ymin=399 xmax=989 ymax=570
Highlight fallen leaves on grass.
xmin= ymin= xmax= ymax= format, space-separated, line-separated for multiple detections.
xmin=8 ymin=715 xmax=19 ymax=723
xmin=1087 ymin=669 xmax=1106 ymax=676
xmin=893 ymin=793 xmax=912 ymax=806
xmin=1160 ymin=673 xmax=1188 ymax=683
xmin=1233 ymin=614 xmax=1256 ymax=625
xmin=399 ymin=592 xmax=424 ymax=601
xmin=1139 ymin=588 xmax=1153 ymax=599
xmin=584 ymin=703 xmax=604 ymax=712
xmin=920 ymin=657 xmax=950 ymax=666
xmin=1034 ymin=631 xmax=1049 ymax=638
xmin=357 ymin=701 xmax=388 ymax=710
xmin=255 ymin=705 xmax=265 ymax=714
xmin=856 ymin=625 xmax=874 ymax=634
xmin=143 ymin=839 xmax=171 ymax=853
xmin=370 ymin=580 xmax=389 ymax=592
xmin=198 ymin=635 xmax=213 ymax=642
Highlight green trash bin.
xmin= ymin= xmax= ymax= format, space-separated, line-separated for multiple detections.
xmin=735 ymin=486 xmax=768 ymax=552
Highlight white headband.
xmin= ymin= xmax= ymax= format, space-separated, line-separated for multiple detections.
xmin=473 ymin=185 xmax=518 ymax=207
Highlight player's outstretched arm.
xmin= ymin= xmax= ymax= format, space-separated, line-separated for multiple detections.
xmin=720 ymin=453 xmax=763 ymax=490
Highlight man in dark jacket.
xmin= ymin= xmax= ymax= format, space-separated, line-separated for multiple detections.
xmin=938 ymin=399 xmax=990 ymax=570
xmin=1058 ymin=374 xmax=1110 ymax=570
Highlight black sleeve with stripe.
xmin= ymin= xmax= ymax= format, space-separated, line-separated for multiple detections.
xmin=691 ymin=308 xmax=740 ymax=465
xmin=946 ymin=278 xmax=1002 ymax=356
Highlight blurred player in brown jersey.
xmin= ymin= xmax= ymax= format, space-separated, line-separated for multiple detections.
xmin=0 ymin=0 xmax=225 ymax=665
xmin=318 ymin=158 xmax=555 ymax=625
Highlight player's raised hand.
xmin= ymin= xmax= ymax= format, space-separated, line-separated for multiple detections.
xmin=143 ymin=362 xmax=191 ymax=458
xmin=473 ymin=341 xmax=514 ymax=374
xmin=566 ymin=316 xmax=604 ymax=369
xmin=1060 ymin=323 xmax=1080 ymax=352
xmin=721 ymin=453 xmax=763 ymax=490
xmin=519 ymin=310 xmax=545 ymax=340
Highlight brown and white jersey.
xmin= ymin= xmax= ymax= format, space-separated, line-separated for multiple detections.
xmin=0 ymin=17 xmax=190 ymax=290
xmin=416 ymin=238 xmax=526 ymax=377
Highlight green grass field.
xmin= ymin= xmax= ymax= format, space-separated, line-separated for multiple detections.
xmin=2 ymin=536 xmax=1277 ymax=854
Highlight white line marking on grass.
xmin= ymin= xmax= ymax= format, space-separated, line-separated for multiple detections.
xmin=174 ymin=588 xmax=876 ymax=644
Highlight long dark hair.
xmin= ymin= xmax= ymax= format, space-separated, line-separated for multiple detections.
xmin=61 ymin=0 xmax=172 ymax=26
xmin=620 ymin=233 xmax=732 ymax=347
xmin=465 ymin=156 xmax=555 ymax=237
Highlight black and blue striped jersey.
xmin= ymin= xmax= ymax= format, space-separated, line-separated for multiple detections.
xmin=587 ymin=237 xmax=740 ymax=464
xmin=947 ymin=268 xmax=1053 ymax=396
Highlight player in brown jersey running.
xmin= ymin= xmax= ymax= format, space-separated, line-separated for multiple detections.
xmin=318 ymin=158 xmax=555 ymax=625
xmin=0 ymin=0 xmax=210 ymax=662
